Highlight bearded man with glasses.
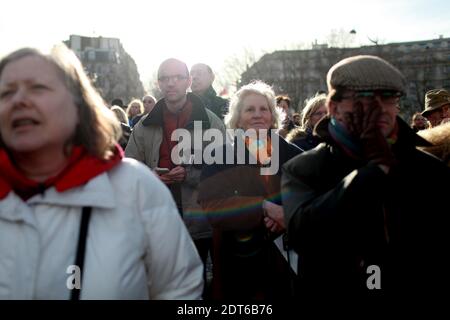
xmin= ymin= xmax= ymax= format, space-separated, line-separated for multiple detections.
xmin=281 ymin=55 xmax=450 ymax=298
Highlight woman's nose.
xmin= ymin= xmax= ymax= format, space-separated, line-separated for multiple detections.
xmin=11 ymin=87 xmax=29 ymax=107
xmin=253 ymin=109 xmax=262 ymax=117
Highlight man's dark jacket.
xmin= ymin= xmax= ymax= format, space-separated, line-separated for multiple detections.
xmin=281 ymin=116 xmax=450 ymax=296
xmin=196 ymin=86 xmax=228 ymax=120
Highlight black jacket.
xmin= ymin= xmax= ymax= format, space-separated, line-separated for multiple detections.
xmin=282 ymin=116 xmax=450 ymax=296
xmin=196 ymin=86 xmax=229 ymax=120
xmin=199 ymin=133 xmax=302 ymax=208
xmin=118 ymin=122 xmax=132 ymax=150
xmin=289 ymin=127 xmax=321 ymax=151
xmin=198 ymin=134 xmax=301 ymax=299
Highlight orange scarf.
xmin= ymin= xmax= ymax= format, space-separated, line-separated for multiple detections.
xmin=245 ymin=136 xmax=272 ymax=165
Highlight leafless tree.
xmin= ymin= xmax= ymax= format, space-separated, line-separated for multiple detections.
xmin=326 ymin=28 xmax=356 ymax=48
xmin=215 ymin=47 xmax=267 ymax=95
xmin=280 ymin=41 xmax=309 ymax=51
xmin=144 ymin=70 xmax=162 ymax=100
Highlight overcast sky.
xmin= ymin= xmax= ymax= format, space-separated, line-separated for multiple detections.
xmin=1 ymin=0 xmax=449 ymax=90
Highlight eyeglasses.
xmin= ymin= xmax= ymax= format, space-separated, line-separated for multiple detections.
xmin=341 ymin=90 xmax=402 ymax=105
xmin=158 ymin=75 xmax=189 ymax=83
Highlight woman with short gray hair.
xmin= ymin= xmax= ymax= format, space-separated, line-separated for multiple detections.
xmin=199 ymin=81 xmax=301 ymax=300
xmin=225 ymin=81 xmax=282 ymax=131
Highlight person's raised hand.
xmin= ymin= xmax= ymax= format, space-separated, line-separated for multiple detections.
xmin=350 ymin=100 xmax=397 ymax=171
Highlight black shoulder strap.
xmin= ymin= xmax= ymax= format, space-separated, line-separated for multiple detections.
xmin=70 ymin=206 xmax=92 ymax=301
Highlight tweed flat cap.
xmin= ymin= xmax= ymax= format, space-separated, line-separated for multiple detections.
xmin=327 ymin=55 xmax=406 ymax=94
xmin=422 ymin=89 xmax=450 ymax=116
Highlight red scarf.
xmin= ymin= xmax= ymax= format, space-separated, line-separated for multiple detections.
xmin=0 ymin=144 xmax=123 ymax=200
xmin=159 ymin=100 xmax=192 ymax=169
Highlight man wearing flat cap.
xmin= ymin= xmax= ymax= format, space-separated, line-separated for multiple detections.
xmin=422 ymin=88 xmax=450 ymax=127
xmin=281 ymin=55 xmax=450 ymax=297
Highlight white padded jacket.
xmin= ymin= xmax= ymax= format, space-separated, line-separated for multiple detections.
xmin=0 ymin=158 xmax=203 ymax=299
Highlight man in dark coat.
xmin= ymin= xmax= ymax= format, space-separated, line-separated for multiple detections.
xmin=281 ymin=55 xmax=450 ymax=298
xmin=191 ymin=63 xmax=228 ymax=120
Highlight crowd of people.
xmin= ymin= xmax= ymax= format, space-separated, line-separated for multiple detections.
xmin=0 ymin=43 xmax=449 ymax=300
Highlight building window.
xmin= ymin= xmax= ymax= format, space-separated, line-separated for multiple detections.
xmin=96 ymin=51 xmax=109 ymax=62
xmin=88 ymin=51 xmax=95 ymax=61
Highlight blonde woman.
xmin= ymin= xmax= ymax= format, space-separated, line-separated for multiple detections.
xmin=410 ymin=112 xmax=430 ymax=132
xmin=286 ymin=93 xmax=327 ymax=151
xmin=126 ymin=99 xmax=144 ymax=127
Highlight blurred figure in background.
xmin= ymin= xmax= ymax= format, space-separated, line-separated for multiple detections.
xmin=418 ymin=121 xmax=450 ymax=166
xmin=111 ymin=98 xmax=125 ymax=110
xmin=111 ymin=105 xmax=132 ymax=150
xmin=130 ymin=94 xmax=156 ymax=127
xmin=126 ymin=99 xmax=144 ymax=127
xmin=276 ymin=95 xmax=296 ymax=138
xmin=286 ymin=93 xmax=327 ymax=151
xmin=292 ymin=112 xmax=301 ymax=126
xmin=190 ymin=63 xmax=229 ymax=120
xmin=142 ymin=94 xmax=157 ymax=114
xmin=410 ymin=112 xmax=430 ymax=132
xmin=422 ymin=89 xmax=450 ymax=127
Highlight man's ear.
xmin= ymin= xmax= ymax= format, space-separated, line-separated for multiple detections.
xmin=327 ymin=100 xmax=337 ymax=117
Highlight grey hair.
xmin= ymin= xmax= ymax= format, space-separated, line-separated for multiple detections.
xmin=224 ymin=80 xmax=282 ymax=130
xmin=142 ymin=94 xmax=156 ymax=103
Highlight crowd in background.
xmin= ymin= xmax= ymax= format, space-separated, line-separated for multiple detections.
xmin=0 ymin=43 xmax=449 ymax=300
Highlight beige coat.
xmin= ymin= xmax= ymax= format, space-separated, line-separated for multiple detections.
xmin=125 ymin=93 xmax=226 ymax=240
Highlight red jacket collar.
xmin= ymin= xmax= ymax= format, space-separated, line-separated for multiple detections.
xmin=0 ymin=144 xmax=123 ymax=200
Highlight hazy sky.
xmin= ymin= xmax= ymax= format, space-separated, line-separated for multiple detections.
xmin=1 ymin=0 xmax=449 ymax=90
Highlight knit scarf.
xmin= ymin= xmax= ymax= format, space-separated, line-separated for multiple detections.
xmin=328 ymin=117 xmax=398 ymax=160
xmin=245 ymin=136 xmax=272 ymax=166
xmin=328 ymin=117 xmax=362 ymax=160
